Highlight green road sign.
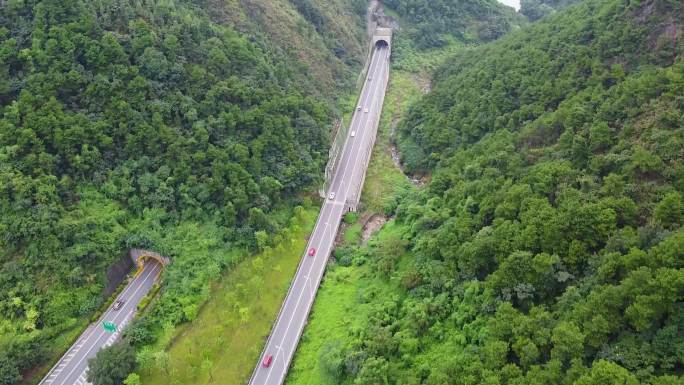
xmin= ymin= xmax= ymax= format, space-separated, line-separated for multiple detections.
xmin=103 ymin=321 xmax=117 ymax=333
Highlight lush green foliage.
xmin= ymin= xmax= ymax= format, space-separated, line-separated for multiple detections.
xmin=205 ymin=0 xmax=366 ymax=98
xmin=87 ymin=341 xmax=136 ymax=385
xmin=520 ymin=0 xmax=581 ymax=21
xmin=292 ymin=0 xmax=684 ymax=384
xmin=139 ymin=206 xmax=317 ymax=385
xmin=383 ymin=0 xmax=524 ymax=48
xmin=0 ymin=0 xmax=360 ymax=382
xmin=399 ymin=0 xmax=683 ymax=173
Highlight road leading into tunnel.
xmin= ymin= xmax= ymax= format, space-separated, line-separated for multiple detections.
xmin=39 ymin=261 xmax=162 ymax=385
xmin=249 ymin=41 xmax=391 ymax=385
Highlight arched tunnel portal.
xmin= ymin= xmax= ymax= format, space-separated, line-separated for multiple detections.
xmin=374 ymin=39 xmax=390 ymax=48
xmin=130 ymin=248 xmax=170 ymax=276
xmin=371 ymin=27 xmax=392 ymax=52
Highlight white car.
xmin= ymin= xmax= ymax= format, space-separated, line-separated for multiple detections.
xmin=350 ymin=131 xmax=356 ymax=137
xmin=328 ymin=192 xmax=336 ymax=200
xmin=357 ymin=106 xmax=362 ymax=111
xmin=364 ymin=108 xmax=369 ymax=113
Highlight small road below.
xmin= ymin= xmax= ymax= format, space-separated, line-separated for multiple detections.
xmin=39 ymin=261 xmax=162 ymax=385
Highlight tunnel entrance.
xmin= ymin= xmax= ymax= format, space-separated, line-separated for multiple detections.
xmin=130 ymin=248 xmax=170 ymax=276
xmin=375 ymin=39 xmax=389 ymax=48
xmin=371 ymin=27 xmax=392 ymax=51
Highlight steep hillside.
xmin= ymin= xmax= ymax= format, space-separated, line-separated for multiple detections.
xmin=521 ymin=0 xmax=582 ymax=21
xmin=288 ymin=0 xmax=684 ymax=384
xmin=206 ymin=0 xmax=368 ymax=99
xmin=0 ymin=0 xmax=365 ymax=383
xmin=383 ymin=0 xmax=524 ymax=48
xmin=399 ymin=0 xmax=683 ymax=173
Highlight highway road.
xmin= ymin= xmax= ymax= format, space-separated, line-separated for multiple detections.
xmin=39 ymin=261 xmax=162 ymax=385
xmin=249 ymin=42 xmax=390 ymax=385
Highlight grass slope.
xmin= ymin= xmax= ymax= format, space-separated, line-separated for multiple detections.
xmin=139 ymin=206 xmax=318 ymax=385
xmin=286 ymin=221 xmax=406 ymax=385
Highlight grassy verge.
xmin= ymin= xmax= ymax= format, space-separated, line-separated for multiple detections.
xmin=343 ymin=223 xmax=363 ymax=244
xmin=139 ymin=206 xmax=318 ymax=385
xmin=284 ymin=263 xmax=365 ymax=385
xmin=285 ymin=221 xmax=407 ymax=385
xmin=360 ymin=69 xmax=419 ymax=214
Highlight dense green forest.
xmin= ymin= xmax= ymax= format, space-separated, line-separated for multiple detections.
xmin=520 ymin=0 xmax=581 ymax=20
xmin=382 ymin=0 xmax=524 ymax=48
xmin=292 ymin=0 xmax=684 ymax=384
xmin=202 ymin=0 xmax=367 ymax=99
xmin=0 ymin=0 xmax=364 ymax=383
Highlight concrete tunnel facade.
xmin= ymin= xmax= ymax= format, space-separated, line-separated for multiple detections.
xmin=129 ymin=248 xmax=170 ymax=276
xmin=372 ymin=27 xmax=392 ymax=50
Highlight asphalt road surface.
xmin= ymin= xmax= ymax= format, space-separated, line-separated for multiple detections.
xmin=249 ymin=43 xmax=390 ymax=385
xmin=39 ymin=262 xmax=162 ymax=385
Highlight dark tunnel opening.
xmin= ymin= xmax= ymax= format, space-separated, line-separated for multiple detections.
xmin=375 ymin=39 xmax=389 ymax=48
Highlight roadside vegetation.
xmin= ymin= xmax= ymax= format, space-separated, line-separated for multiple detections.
xmin=137 ymin=205 xmax=318 ymax=385
xmin=360 ymin=68 xmax=421 ymax=214
xmin=0 ymin=0 xmax=365 ymax=383
xmin=286 ymin=221 xmax=407 ymax=385
xmin=291 ymin=0 xmax=684 ymax=384
xmin=287 ymin=4 xmax=467 ymax=383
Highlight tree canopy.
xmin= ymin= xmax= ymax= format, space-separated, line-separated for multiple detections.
xmin=0 ymin=0 xmax=354 ymax=382
xmin=87 ymin=341 xmax=136 ymax=385
xmin=383 ymin=0 xmax=525 ymax=48
xmin=296 ymin=0 xmax=684 ymax=383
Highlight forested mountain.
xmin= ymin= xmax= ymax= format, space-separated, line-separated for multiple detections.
xmin=298 ymin=0 xmax=683 ymax=383
xmin=520 ymin=0 xmax=581 ymax=21
xmin=205 ymin=0 xmax=368 ymax=98
xmin=383 ymin=0 xmax=524 ymax=48
xmin=0 ymin=0 xmax=364 ymax=383
xmin=520 ymin=0 xmax=579 ymax=21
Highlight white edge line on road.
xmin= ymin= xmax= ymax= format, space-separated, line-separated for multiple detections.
xmin=252 ymin=47 xmax=387 ymax=384
xmin=52 ymin=263 xmax=160 ymax=385
xmin=274 ymin=46 xmax=389 ymax=385
xmin=40 ymin=263 xmax=158 ymax=384
xmin=262 ymin=44 xmax=389 ymax=385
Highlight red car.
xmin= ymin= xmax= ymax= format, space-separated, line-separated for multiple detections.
xmin=262 ymin=354 xmax=273 ymax=368
xmin=308 ymin=247 xmax=316 ymax=257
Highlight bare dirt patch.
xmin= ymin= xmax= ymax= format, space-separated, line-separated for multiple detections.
xmin=361 ymin=214 xmax=388 ymax=244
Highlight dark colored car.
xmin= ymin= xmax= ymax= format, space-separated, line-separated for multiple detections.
xmin=262 ymin=354 xmax=273 ymax=368
xmin=113 ymin=299 xmax=125 ymax=311
xmin=308 ymin=247 xmax=316 ymax=257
